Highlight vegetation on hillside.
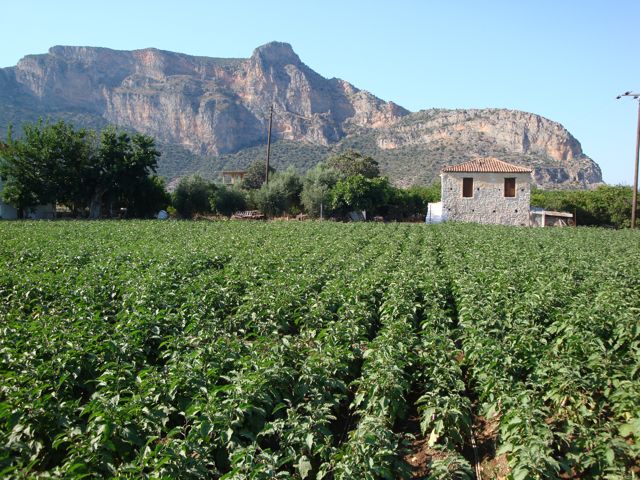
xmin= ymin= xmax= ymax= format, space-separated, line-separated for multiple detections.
xmin=1 ymin=119 xmax=636 ymax=226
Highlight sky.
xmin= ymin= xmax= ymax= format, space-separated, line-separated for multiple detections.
xmin=1 ymin=0 xmax=639 ymax=184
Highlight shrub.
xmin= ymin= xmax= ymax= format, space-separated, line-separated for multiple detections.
xmin=172 ymin=175 xmax=215 ymax=218
xmin=210 ymin=187 xmax=247 ymax=217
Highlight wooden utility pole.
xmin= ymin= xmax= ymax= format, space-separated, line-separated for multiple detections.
xmin=263 ymin=105 xmax=312 ymax=186
xmin=633 ymin=99 xmax=640 ymax=228
xmin=265 ymin=104 xmax=273 ymax=185
xmin=616 ymin=92 xmax=640 ymax=228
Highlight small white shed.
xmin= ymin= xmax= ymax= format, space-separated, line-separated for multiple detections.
xmin=0 ymin=179 xmax=18 ymax=219
xmin=0 ymin=178 xmax=55 ymax=219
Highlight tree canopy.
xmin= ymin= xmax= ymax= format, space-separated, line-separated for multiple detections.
xmin=300 ymin=163 xmax=339 ymax=218
xmin=172 ymin=175 xmax=215 ymax=218
xmin=326 ymin=150 xmax=380 ymax=179
xmin=330 ymin=175 xmax=392 ymax=217
xmin=210 ymin=186 xmax=247 ymax=217
xmin=241 ymin=160 xmax=275 ymax=190
xmin=253 ymin=167 xmax=303 ymax=217
xmin=0 ymin=120 xmax=163 ymax=218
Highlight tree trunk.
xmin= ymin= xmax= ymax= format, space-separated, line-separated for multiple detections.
xmin=89 ymin=189 xmax=106 ymax=219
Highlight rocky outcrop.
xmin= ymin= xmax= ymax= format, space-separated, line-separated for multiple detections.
xmin=3 ymin=42 xmax=409 ymax=155
xmin=372 ymin=109 xmax=603 ymax=188
xmin=0 ymin=43 xmax=602 ymax=188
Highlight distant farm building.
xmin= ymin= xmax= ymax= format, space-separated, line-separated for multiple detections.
xmin=0 ymin=178 xmax=55 ymax=220
xmin=0 ymin=177 xmax=18 ymax=219
xmin=441 ymin=158 xmax=532 ymax=226
xmin=220 ymin=170 xmax=247 ymax=186
xmin=530 ymin=208 xmax=575 ymax=227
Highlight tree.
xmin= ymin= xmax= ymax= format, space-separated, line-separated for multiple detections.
xmin=330 ymin=175 xmax=393 ymax=218
xmin=254 ymin=167 xmax=303 ymax=217
xmin=122 ymin=175 xmax=171 ymax=218
xmin=172 ymin=175 xmax=215 ymax=218
xmin=300 ymin=163 xmax=339 ymax=217
xmin=0 ymin=121 xmax=163 ymax=218
xmin=86 ymin=129 xmax=160 ymax=219
xmin=326 ymin=150 xmax=380 ymax=179
xmin=241 ymin=160 xmax=275 ymax=190
xmin=210 ymin=186 xmax=247 ymax=217
xmin=0 ymin=120 xmax=90 ymax=217
xmin=531 ymin=185 xmax=633 ymax=228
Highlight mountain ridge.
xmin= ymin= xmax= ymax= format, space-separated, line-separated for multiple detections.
xmin=0 ymin=42 xmax=602 ymax=188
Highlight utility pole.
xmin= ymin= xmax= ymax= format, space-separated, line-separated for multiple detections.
xmin=263 ymin=105 xmax=312 ymax=187
xmin=265 ymin=104 xmax=273 ymax=185
xmin=617 ymin=92 xmax=640 ymax=228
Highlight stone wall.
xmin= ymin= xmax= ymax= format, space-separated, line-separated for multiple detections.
xmin=441 ymin=172 xmax=531 ymax=226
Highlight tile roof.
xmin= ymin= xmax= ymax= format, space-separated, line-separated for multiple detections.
xmin=442 ymin=157 xmax=533 ymax=173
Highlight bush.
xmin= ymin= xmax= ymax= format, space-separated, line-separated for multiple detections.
xmin=301 ymin=163 xmax=339 ymax=218
xmin=531 ymin=185 xmax=634 ymax=228
xmin=210 ymin=187 xmax=247 ymax=217
xmin=254 ymin=167 xmax=303 ymax=217
xmin=123 ymin=175 xmax=171 ymax=218
xmin=172 ymin=175 xmax=215 ymax=218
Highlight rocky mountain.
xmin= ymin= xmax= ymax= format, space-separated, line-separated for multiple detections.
xmin=0 ymin=42 xmax=602 ymax=188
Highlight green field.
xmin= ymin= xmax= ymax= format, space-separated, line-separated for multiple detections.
xmin=1 ymin=221 xmax=638 ymax=479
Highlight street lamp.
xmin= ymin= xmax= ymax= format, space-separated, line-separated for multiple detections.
xmin=616 ymin=91 xmax=640 ymax=228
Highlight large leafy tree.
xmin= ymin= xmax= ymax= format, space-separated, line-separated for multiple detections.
xmin=210 ymin=186 xmax=247 ymax=217
xmin=330 ymin=175 xmax=393 ymax=218
xmin=86 ymin=128 xmax=160 ymax=218
xmin=172 ymin=175 xmax=215 ymax=218
xmin=254 ymin=167 xmax=303 ymax=217
xmin=0 ymin=121 xmax=162 ymax=218
xmin=326 ymin=150 xmax=380 ymax=179
xmin=122 ymin=175 xmax=171 ymax=218
xmin=0 ymin=121 xmax=89 ymax=216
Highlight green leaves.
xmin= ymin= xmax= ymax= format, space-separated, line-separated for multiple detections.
xmin=0 ymin=121 xmax=162 ymax=218
xmin=0 ymin=221 xmax=638 ymax=479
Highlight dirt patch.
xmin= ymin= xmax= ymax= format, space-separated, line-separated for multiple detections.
xmin=474 ymin=413 xmax=510 ymax=479
xmin=404 ymin=433 xmax=449 ymax=478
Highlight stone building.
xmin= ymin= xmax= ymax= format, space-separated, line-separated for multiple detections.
xmin=441 ymin=158 xmax=532 ymax=226
xmin=220 ymin=170 xmax=247 ymax=186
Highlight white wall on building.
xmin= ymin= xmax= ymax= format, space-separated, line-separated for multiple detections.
xmin=0 ymin=179 xmax=18 ymax=219
xmin=426 ymin=201 xmax=443 ymax=223
xmin=0 ymin=178 xmax=55 ymax=219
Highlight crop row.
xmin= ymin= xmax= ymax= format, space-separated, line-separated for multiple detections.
xmin=1 ymin=221 xmax=639 ymax=479
xmin=441 ymin=226 xmax=640 ymax=478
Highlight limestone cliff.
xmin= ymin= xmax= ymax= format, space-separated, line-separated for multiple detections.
xmin=0 ymin=42 xmax=602 ymax=188
xmin=4 ymin=42 xmax=408 ymax=155
xmin=371 ymin=109 xmax=602 ymax=188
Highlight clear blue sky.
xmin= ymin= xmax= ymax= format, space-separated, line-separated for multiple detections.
xmin=2 ymin=0 xmax=639 ymax=184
